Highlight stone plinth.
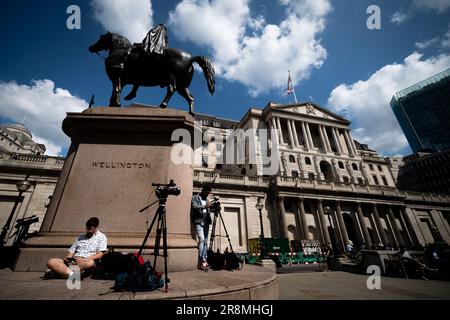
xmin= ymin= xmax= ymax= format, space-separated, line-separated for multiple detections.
xmin=15 ymin=105 xmax=198 ymax=272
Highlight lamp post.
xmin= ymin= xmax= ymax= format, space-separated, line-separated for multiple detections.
xmin=0 ymin=175 xmax=32 ymax=247
xmin=255 ymin=198 xmax=267 ymax=259
xmin=324 ymin=205 xmax=342 ymax=257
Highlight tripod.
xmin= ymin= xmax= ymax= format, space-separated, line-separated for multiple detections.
xmin=138 ymin=196 xmax=169 ymax=291
xmin=208 ymin=207 xmax=235 ymax=254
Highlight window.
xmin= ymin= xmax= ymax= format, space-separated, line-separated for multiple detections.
xmin=377 ymin=165 xmax=382 ymax=171
xmin=373 ymin=175 xmax=379 ymax=185
xmin=352 ymin=163 xmax=358 ymax=171
xmin=338 ymin=161 xmax=344 ymax=169
xmin=343 ymin=176 xmax=350 ymax=183
xmin=381 ymin=176 xmax=388 ymax=186
xmin=289 ymin=155 xmax=295 ymax=163
xmin=216 ymin=164 xmax=223 ymax=170
xmin=292 ymin=171 xmax=299 ymax=178
xmin=369 ymin=164 xmax=374 ymax=170
xmin=308 ymin=173 xmax=315 ymax=180
xmin=357 ymin=178 xmax=364 ymax=185
xmin=249 ymin=164 xmax=253 ymax=170
xmin=241 ymin=168 xmax=247 ymax=175
xmin=305 ymin=157 xmax=311 ymax=165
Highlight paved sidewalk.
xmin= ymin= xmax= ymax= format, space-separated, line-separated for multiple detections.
xmin=0 ymin=264 xmax=277 ymax=300
xmin=278 ymin=271 xmax=450 ymax=300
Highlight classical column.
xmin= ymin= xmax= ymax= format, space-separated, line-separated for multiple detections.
xmin=400 ymin=207 xmax=421 ymax=248
xmin=271 ymin=117 xmax=279 ymax=146
xmin=305 ymin=122 xmax=314 ymax=149
xmin=345 ymin=161 xmax=355 ymax=183
xmin=313 ymin=156 xmax=321 ymax=180
xmin=372 ymin=204 xmax=388 ymax=246
xmin=276 ymin=117 xmax=285 ymax=145
xmin=277 ymin=196 xmax=289 ymax=238
xmin=322 ymin=126 xmax=332 ymax=152
xmin=301 ymin=121 xmax=310 ymax=149
xmin=297 ymin=198 xmax=309 ymax=240
xmin=286 ymin=119 xmax=295 ymax=147
xmin=335 ymin=201 xmax=350 ymax=247
xmin=318 ymin=125 xmax=327 ymax=151
xmin=356 ymin=203 xmax=372 ymax=248
xmin=348 ymin=130 xmax=358 ymax=155
xmin=332 ymin=128 xmax=342 ymax=154
xmin=297 ymin=155 xmax=304 ymax=177
xmin=291 ymin=120 xmax=300 ymax=147
xmin=387 ymin=205 xmax=403 ymax=247
xmin=316 ymin=200 xmax=331 ymax=245
xmin=343 ymin=130 xmax=354 ymax=156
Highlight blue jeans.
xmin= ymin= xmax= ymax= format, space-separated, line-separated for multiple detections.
xmin=195 ymin=223 xmax=210 ymax=263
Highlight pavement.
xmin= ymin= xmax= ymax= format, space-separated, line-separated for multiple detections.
xmin=278 ymin=271 xmax=450 ymax=300
xmin=0 ymin=264 xmax=277 ymax=300
xmin=1 ymin=263 xmax=450 ymax=300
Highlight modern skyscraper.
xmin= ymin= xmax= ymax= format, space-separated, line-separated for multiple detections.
xmin=390 ymin=68 xmax=450 ymax=153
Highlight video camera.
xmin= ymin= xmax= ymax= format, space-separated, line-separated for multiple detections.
xmin=15 ymin=215 xmax=39 ymax=227
xmin=152 ymin=179 xmax=181 ymax=199
xmin=210 ymin=196 xmax=221 ymax=214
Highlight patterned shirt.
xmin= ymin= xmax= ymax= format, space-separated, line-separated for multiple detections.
xmin=69 ymin=231 xmax=107 ymax=258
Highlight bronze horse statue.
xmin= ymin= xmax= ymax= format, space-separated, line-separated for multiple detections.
xmin=89 ymin=32 xmax=215 ymax=115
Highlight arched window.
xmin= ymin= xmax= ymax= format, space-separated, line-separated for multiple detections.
xmin=352 ymin=163 xmax=358 ymax=171
xmin=289 ymin=155 xmax=295 ymax=163
xmin=305 ymin=157 xmax=311 ymax=165
xmin=338 ymin=161 xmax=344 ymax=169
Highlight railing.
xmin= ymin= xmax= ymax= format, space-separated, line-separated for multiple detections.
xmin=0 ymin=152 xmax=65 ymax=167
xmin=193 ymin=170 xmax=269 ymax=188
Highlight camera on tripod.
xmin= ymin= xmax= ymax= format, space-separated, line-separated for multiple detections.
xmin=15 ymin=215 xmax=39 ymax=227
xmin=210 ymin=196 xmax=221 ymax=214
xmin=152 ymin=179 xmax=181 ymax=199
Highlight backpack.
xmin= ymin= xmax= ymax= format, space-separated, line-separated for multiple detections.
xmin=114 ymin=260 xmax=164 ymax=292
xmin=92 ymin=252 xmax=142 ymax=280
xmin=224 ymin=252 xmax=242 ymax=271
xmin=207 ymin=250 xmax=226 ymax=270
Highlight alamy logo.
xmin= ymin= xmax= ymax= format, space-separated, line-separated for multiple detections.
xmin=66 ymin=5 xmax=81 ymax=30
xmin=66 ymin=266 xmax=81 ymax=290
xmin=366 ymin=5 xmax=381 ymax=30
xmin=366 ymin=265 xmax=381 ymax=290
xmin=170 ymin=123 xmax=281 ymax=176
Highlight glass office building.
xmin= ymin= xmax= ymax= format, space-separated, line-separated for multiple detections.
xmin=390 ymin=68 xmax=450 ymax=153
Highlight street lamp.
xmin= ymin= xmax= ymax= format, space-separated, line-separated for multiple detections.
xmin=324 ymin=205 xmax=342 ymax=257
xmin=255 ymin=198 xmax=267 ymax=259
xmin=0 ymin=175 xmax=32 ymax=247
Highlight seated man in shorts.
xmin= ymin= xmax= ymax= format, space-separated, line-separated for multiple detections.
xmin=45 ymin=217 xmax=107 ymax=278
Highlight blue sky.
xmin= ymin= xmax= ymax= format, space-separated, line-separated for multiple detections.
xmin=0 ymin=0 xmax=449 ymax=156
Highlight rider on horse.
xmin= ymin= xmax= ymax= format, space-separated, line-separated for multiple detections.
xmin=123 ymin=24 xmax=169 ymax=101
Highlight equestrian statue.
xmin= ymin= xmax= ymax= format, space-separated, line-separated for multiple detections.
xmin=89 ymin=24 xmax=215 ymax=115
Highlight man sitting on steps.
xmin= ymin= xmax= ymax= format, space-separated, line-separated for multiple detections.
xmin=45 ymin=217 xmax=107 ymax=279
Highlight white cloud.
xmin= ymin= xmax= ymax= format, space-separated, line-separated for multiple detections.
xmin=415 ymin=37 xmax=439 ymax=49
xmin=90 ymin=0 xmax=153 ymax=43
xmin=390 ymin=11 xmax=408 ymax=25
xmin=168 ymin=0 xmax=331 ymax=96
xmin=442 ymin=24 xmax=450 ymax=47
xmin=0 ymin=80 xmax=88 ymax=156
xmin=327 ymin=52 xmax=450 ymax=155
xmin=412 ymin=0 xmax=450 ymax=13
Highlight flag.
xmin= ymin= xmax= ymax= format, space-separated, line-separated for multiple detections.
xmin=286 ymin=71 xmax=294 ymax=95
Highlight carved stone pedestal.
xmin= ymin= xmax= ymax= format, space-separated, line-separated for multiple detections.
xmin=15 ymin=105 xmax=197 ymax=272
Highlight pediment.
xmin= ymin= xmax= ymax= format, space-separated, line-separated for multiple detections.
xmin=267 ymin=102 xmax=350 ymax=124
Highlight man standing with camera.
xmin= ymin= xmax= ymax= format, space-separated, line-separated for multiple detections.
xmin=191 ymin=185 xmax=213 ymax=271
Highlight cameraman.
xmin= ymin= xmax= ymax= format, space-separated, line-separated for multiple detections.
xmin=191 ymin=185 xmax=213 ymax=271
xmin=45 ymin=217 xmax=107 ymax=279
